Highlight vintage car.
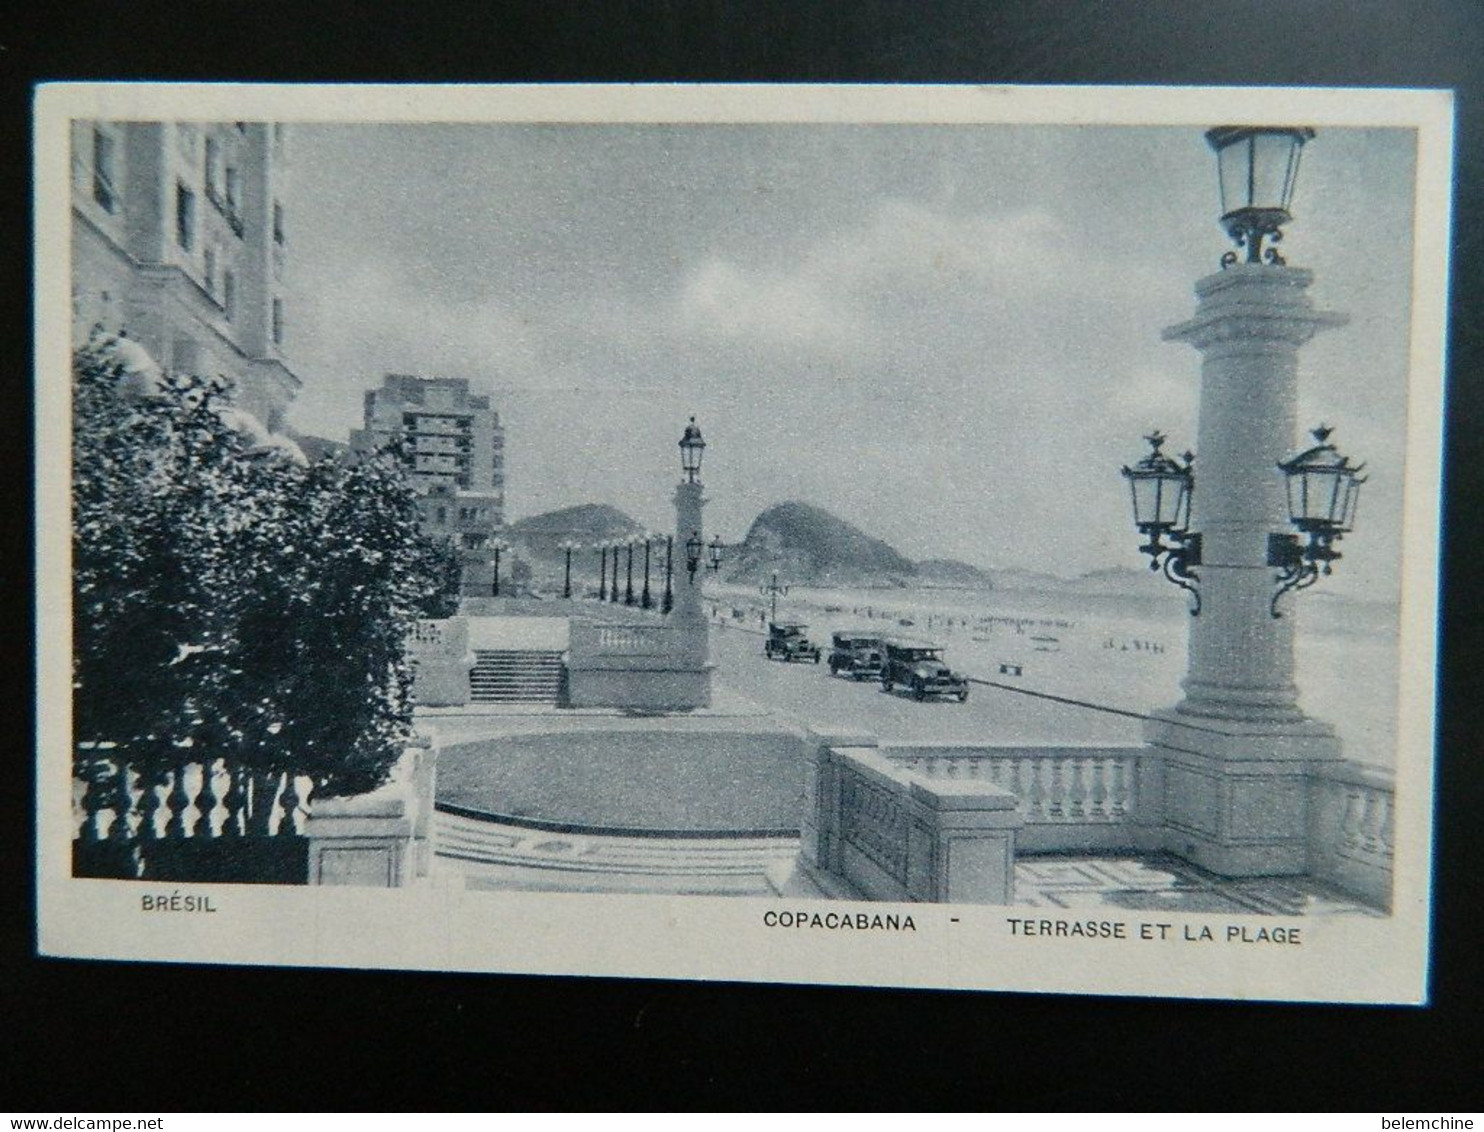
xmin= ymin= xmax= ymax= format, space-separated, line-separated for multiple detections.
xmin=828 ymin=631 xmax=886 ymax=680
xmin=880 ymin=640 xmax=970 ymax=702
xmin=765 ymin=621 xmax=822 ymax=663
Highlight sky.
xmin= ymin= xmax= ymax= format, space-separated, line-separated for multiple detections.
xmin=280 ymin=122 xmax=1418 ymax=599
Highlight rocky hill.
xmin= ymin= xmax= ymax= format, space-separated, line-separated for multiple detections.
xmin=725 ymin=501 xmax=918 ymax=586
xmin=505 ymin=504 xmax=645 ymax=559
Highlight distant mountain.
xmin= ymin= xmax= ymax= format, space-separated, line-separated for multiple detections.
xmin=506 ymin=504 xmax=645 ymax=558
xmin=726 ymin=501 xmax=918 ymax=586
xmin=915 ymin=558 xmax=996 ymax=590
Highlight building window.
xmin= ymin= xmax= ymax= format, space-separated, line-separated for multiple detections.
xmin=223 ymin=270 xmax=235 ymax=321
xmin=272 ymin=298 xmax=284 ymax=345
xmin=273 ymin=201 xmax=285 ymax=245
xmin=92 ymin=129 xmax=117 ymax=213
xmin=203 ymin=247 xmax=216 ymax=295
xmin=462 ymin=534 xmax=486 ymax=550
xmin=205 ymin=136 xmax=221 ymax=203
xmin=175 ymin=182 xmax=195 ymax=251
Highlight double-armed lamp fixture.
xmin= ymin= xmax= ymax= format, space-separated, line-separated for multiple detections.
xmin=1121 ymin=425 xmax=1366 ymax=619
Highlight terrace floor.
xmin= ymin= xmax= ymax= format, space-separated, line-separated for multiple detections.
xmin=436 ymin=814 xmax=1381 ymax=915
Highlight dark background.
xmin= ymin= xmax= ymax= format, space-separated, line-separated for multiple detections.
xmin=5 ymin=0 xmax=1481 ymax=1111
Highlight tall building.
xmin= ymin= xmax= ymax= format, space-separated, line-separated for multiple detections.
xmin=70 ymin=119 xmax=300 ymax=432
xmin=350 ymin=374 xmax=507 ymax=594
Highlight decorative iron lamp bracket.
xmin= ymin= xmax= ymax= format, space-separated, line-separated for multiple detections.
xmin=1147 ymin=531 xmax=1202 ymax=616
xmin=1268 ymin=531 xmax=1340 ymax=618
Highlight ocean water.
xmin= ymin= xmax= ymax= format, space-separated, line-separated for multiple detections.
xmin=710 ymin=582 xmax=1405 ymax=769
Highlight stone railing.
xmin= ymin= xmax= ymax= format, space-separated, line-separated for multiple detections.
xmin=573 ymin=621 xmax=676 ymax=657
xmin=565 ymin=616 xmax=712 ymax=710
xmin=1307 ymin=760 xmax=1394 ymax=911
xmin=879 ymin=743 xmax=1161 ymax=854
xmin=803 ymin=734 xmax=1021 ymax=904
xmin=303 ymin=739 xmax=435 ymax=888
xmin=406 ymin=617 xmax=474 ymax=707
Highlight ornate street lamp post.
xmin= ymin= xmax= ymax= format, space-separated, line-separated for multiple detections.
xmin=490 ymin=536 xmax=510 ymax=598
xmin=662 ymin=535 xmax=674 ymax=615
xmin=624 ymin=537 xmax=636 ymax=605
xmin=609 ymin=538 xmax=621 ymax=603
xmin=560 ymin=539 xmax=577 ymax=599
xmin=1142 ymin=123 xmax=1351 ymax=878
xmin=598 ymin=540 xmax=609 ymax=602
xmin=671 ymin=418 xmax=708 ymax=624
xmin=760 ymin=571 xmax=789 ymax=623
xmin=641 ymin=532 xmax=655 ymax=610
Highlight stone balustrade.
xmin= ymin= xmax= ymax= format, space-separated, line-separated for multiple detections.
xmin=878 ymin=743 xmax=1161 ymax=854
xmin=565 ymin=615 xmax=712 ymax=710
xmin=804 ymin=735 xmax=1021 ymax=904
xmin=1306 ymin=760 xmax=1394 ymax=911
xmin=406 ymin=617 xmax=474 ymax=707
xmin=303 ymin=742 xmax=433 ymax=887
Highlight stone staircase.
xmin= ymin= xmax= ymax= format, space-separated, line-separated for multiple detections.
xmin=434 ymin=807 xmax=803 ymax=894
xmin=468 ymin=649 xmax=565 ymax=704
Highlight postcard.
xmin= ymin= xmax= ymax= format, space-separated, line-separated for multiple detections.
xmin=35 ymin=82 xmax=1450 ymax=1002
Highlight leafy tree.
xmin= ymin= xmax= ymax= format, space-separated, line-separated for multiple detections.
xmin=72 ymin=337 xmax=459 ymax=820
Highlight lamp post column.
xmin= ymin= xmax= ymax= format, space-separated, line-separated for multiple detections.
xmin=1163 ymin=265 xmax=1346 ymax=723
xmin=672 ymin=482 xmax=705 ymax=624
xmin=1148 ymin=264 xmax=1347 ymax=876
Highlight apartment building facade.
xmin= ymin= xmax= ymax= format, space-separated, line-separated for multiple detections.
xmin=71 ymin=119 xmax=300 ymax=432
xmin=351 ymin=374 xmax=507 ymax=594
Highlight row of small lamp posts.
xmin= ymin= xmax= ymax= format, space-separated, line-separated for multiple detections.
xmin=562 ymin=530 xmax=725 ymax=609
xmin=1119 ymin=124 xmax=1367 ymax=619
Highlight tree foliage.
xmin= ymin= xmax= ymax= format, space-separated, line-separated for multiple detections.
xmin=72 ymin=338 xmax=459 ymax=801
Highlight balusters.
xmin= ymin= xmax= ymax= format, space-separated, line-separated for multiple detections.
xmin=277 ymin=775 xmax=301 ymax=836
xmin=165 ymin=761 xmax=192 ymax=838
xmin=1378 ymin=793 xmax=1395 ymax=855
xmin=1047 ymin=759 xmax=1064 ymax=819
xmin=1358 ymin=791 xmax=1383 ymax=857
xmin=136 ymin=769 xmax=163 ymax=842
xmin=1340 ymin=786 xmax=1367 ymax=855
xmin=1027 ymin=760 xmax=1046 ymax=822
xmin=78 ymin=760 xmax=109 ymax=842
xmin=220 ymin=765 xmax=246 ymax=838
xmin=107 ymin=763 xmax=133 ymax=842
xmin=1088 ymin=759 xmax=1107 ymax=819
xmin=1067 ymin=759 xmax=1086 ymax=819
xmin=192 ymin=758 xmax=219 ymax=838
xmin=1109 ymin=759 xmax=1128 ymax=818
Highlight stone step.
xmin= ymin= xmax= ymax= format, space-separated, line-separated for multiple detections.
xmin=435 ymin=811 xmax=799 ymax=878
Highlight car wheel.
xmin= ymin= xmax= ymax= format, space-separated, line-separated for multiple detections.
xmin=881 ymin=677 xmax=892 ymax=692
xmin=958 ymin=689 xmax=969 ymax=703
xmin=914 ymin=684 xmax=926 ymax=701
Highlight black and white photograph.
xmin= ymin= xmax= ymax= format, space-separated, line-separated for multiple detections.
xmin=35 ymin=83 xmax=1449 ymax=1003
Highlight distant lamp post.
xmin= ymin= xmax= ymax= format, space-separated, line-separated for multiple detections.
xmin=490 ymin=537 xmax=510 ymax=598
xmin=641 ymin=532 xmax=655 ymax=610
xmin=662 ymin=535 xmax=674 ymax=614
xmin=598 ymin=541 xmax=609 ymax=601
xmin=1207 ymin=125 xmax=1315 ymax=267
xmin=1269 ymin=425 xmax=1367 ymax=617
xmin=684 ymin=531 xmax=703 ymax=583
xmin=1121 ymin=431 xmax=1201 ymax=615
xmin=679 ymin=416 xmax=706 ymax=484
xmin=624 ymin=537 xmax=636 ymax=605
xmin=560 ymin=539 xmax=577 ymax=599
xmin=760 ymin=571 xmax=789 ymax=623
xmin=610 ymin=537 xmax=621 ymax=603
xmin=707 ymin=534 xmax=725 ymax=572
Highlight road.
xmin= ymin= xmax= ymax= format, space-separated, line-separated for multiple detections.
xmin=708 ymin=623 xmax=1143 ymax=747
